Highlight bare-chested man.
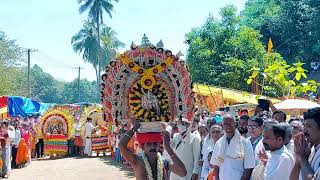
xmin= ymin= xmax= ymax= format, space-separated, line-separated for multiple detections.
xmin=119 ymin=121 xmax=187 ymax=180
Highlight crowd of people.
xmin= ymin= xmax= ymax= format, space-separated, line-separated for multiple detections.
xmin=0 ymin=114 xmax=43 ymax=178
xmin=0 ymin=114 xmax=117 ymax=179
xmin=0 ymin=105 xmax=319 ymax=180
xmin=119 ymin=106 xmax=320 ymax=180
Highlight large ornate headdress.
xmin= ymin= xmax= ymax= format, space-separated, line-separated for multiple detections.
xmin=102 ymin=34 xmax=194 ymax=132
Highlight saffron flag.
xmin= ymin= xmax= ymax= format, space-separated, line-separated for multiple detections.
xmin=268 ymin=38 xmax=273 ymax=53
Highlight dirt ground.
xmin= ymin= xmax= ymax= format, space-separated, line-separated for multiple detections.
xmin=8 ymin=156 xmax=135 ymax=180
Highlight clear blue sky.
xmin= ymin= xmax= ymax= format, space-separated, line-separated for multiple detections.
xmin=0 ymin=0 xmax=246 ymax=81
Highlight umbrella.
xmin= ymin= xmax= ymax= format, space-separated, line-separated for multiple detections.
xmin=274 ymin=99 xmax=320 ymax=110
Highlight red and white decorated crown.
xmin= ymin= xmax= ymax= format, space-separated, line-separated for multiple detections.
xmin=101 ymin=34 xmax=195 ymax=134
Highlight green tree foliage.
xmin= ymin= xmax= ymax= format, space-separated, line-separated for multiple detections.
xmin=99 ymin=25 xmax=125 ymax=70
xmin=78 ymin=0 xmax=118 ymax=23
xmin=186 ymin=5 xmax=265 ymax=91
xmin=29 ymin=65 xmax=63 ymax=103
xmin=28 ymin=65 xmax=99 ymax=103
xmin=0 ymin=31 xmax=24 ymax=66
xmin=247 ymin=59 xmax=320 ymax=97
xmin=61 ymin=79 xmax=99 ymax=104
xmin=0 ymin=31 xmax=26 ymax=96
xmin=0 ymin=30 xmax=100 ymax=104
xmin=240 ymin=0 xmax=280 ymax=42
xmin=241 ymin=0 xmax=320 ymax=66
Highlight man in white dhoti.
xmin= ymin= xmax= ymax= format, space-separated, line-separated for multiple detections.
xmin=84 ymin=117 xmax=96 ymax=156
xmin=290 ymin=107 xmax=320 ymax=180
xmin=169 ymin=117 xmax=201 ymax=180
xmin=262 ymin=123 xmax=295 ymax=180
xmin=211 ymin=114 xmax=255 ymax=180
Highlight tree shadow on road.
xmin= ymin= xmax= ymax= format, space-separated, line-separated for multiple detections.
xmin=98 ymin=155 xmax=135 ymax=178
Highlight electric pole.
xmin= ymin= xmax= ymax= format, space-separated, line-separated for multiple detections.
xmin=74 ymin=66 xmax=84 ymax=103
xmin=26 ymin=48 xmax=38 ymax=97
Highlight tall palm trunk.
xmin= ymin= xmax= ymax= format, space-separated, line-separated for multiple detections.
xmin=96 ymin=11 xmax=101 ymax=99
xmin=94 ymin=66 xmax=99 ymax=87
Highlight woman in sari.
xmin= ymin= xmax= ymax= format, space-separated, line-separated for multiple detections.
xmin=15 ymin=138 xmax=28 ymax=168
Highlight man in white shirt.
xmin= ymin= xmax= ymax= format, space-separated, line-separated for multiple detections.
xmin=169 ymin=117 xmax=201 ymax=180
xmin=197 ymin=121 xmax=208 ymax=178
xmin=211 ymin=114 xmax=255 ymax=180
xmin=190 ymin=119 xmax=201 ymax=141
xmin=84 ymin=117 xmax=96 ymax=156
xmin=202 ymin=125 xmax=223 ymax=180
xmin=290 ymin=107 xmax=320 ymax=180
xmin=279 ymin=122 xmax=294 ymax=155
xmin=262 ymin=123 xmax=295 ymax=180
xmin=73 ymin=118 xmax=83 ymax=156
xmin=7 ymin=122 xmax=15 ymax=173
xmin=12 ymin=123 xmax=21 ymax=169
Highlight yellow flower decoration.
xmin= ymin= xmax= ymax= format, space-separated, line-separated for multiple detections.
xmin=141 ymin=75 xmax=156 ymax=90
xmin=41 ymin=109 xmax=74 ymax=139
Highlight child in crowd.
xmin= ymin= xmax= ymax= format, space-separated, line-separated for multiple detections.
xmin=207 ymin=151 xmax=214 ymax=180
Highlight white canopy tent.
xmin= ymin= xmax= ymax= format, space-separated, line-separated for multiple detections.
xmin=274 ymin=99 xmax=320 ymax=116
xmin=274 ymin=99 xmax=320 ymax=110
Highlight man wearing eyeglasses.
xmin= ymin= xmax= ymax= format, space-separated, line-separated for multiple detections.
xmin=247 ymin=116 xmax=263 ymax=152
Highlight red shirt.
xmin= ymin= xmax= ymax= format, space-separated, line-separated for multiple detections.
xmin=0 ymin=129 xmax=8 ymax=148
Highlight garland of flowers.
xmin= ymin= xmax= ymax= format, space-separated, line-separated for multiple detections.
xmin=141 ymin=152 xmax=163 ymax=180
xmin=41 ymin=109 xmax=74 ymax=139
xmin=119 ymin=54 xmax=174 ymax=90
xmin=128 ymin=79 xmax=171 ymax=123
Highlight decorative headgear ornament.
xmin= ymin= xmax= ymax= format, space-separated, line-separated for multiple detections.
xmin=102 ymin=34 xmax=195 ymax=134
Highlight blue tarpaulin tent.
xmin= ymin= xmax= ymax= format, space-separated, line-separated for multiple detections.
xmin=8 ymin=96 xmax=54 ymax=117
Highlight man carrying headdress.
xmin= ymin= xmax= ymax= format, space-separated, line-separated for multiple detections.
xmin=119 ymin=120 xmax=187 ymax=180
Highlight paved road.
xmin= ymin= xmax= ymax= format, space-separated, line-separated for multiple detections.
xmin=9 ymin=156 xmax=135 ymax=180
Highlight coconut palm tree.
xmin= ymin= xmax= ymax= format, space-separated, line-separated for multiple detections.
xmin=71 ymin=21 xmax=100 ymax=83
xmin=99 ymin=25 xmax=125 ymax=70
xmin=78 ymin=0 xmax=119 ymax=86
xmin=71 ymin=21 xmax=124 ymax=85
